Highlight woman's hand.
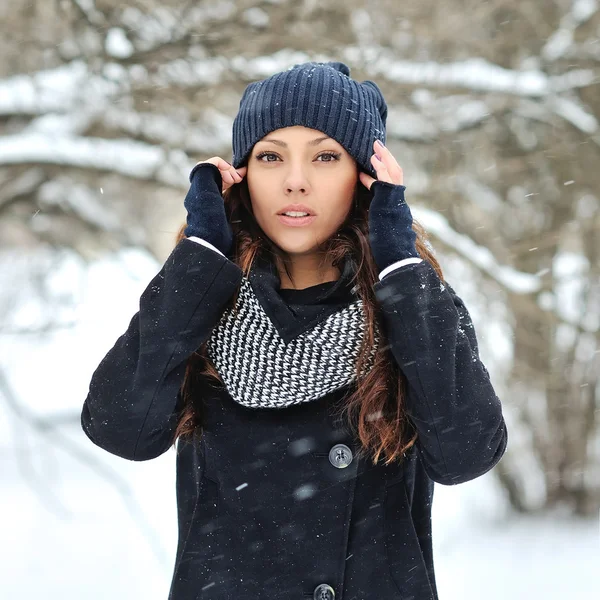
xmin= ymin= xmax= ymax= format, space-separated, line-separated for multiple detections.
xmin=192 ymin=157 xmax=247 ymax=192
xmin=358 ymin=140 xmax=403 ymax=190
xmin=184 ymin=158 xmax=246 ymax=255
xmin=359 ymin=140 xmax=419 ymax=272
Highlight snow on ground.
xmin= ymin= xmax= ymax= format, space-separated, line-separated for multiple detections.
xmin=0 ymin=247 xmax=597 ymax=599
xmin=433 ymin=479 xmax=599 ymax=599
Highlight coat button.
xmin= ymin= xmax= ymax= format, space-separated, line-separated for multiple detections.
xmin=313 ymin=583 xmax=335 ymax=599
xmin=328 ymin=443 xmax=353 ymax=469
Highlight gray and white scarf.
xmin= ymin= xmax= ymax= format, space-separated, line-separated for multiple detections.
xmin=206 ymin=276 xmax=381 ymax=409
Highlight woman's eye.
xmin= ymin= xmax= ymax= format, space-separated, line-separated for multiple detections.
xmin=256 ymin=152 xmax=278 ymax=162
xmin=317 ymin=152 xmax=341 ymax=162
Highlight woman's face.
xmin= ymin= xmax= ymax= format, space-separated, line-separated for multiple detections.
xmin=246 ymin=126 xmax=358 ymax=256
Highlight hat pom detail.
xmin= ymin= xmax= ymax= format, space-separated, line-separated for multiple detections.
xmin=325 ymin=61 xmax=351 ymax=76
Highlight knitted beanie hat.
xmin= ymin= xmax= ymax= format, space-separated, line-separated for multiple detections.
xmin=231 ymin=61 xmax=388 ymax=178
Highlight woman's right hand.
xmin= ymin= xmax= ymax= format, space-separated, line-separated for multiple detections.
xmin=191 ymin=157 xmax=247 ymax=193
xmin=183 ymin=158 xmax=246 ymax=256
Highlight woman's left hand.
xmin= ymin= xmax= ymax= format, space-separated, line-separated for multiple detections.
xmin=358 ymin=139 xmax=404 ymax=190
xmin=360 ymin=140 xmax=419 ymax=273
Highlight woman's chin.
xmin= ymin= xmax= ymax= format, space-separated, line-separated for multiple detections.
xmin=271 ymin=238 xmax=322 ymax=257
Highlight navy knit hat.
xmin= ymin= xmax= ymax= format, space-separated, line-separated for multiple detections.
xmin=231 ymin=61 xmax=387 ymax=179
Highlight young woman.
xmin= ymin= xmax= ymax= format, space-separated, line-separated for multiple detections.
xmin=82 ymin=61 xmax=507 ymax=600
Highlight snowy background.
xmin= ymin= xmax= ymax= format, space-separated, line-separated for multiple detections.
xmin=1 ymin=0 xmax=600 ymax=598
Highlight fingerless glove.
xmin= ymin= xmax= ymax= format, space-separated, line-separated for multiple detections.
xmin=183 ymin=163 xmax=233 ymax=256
xmin=368 ymin=181 xmax=419 ymax=272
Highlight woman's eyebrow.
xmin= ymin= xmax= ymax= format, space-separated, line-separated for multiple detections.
xmin=260 ymin=136 xmax=331 ymax=147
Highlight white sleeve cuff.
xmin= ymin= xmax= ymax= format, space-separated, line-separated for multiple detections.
xmin=187 ymin=237 xmax=421 ymax=276
xmin=378 ymin=257 xmax=423 ymax=281
xmin=186 ymin=236 xmax=225 ymax=257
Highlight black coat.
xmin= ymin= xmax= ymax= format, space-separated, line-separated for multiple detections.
xmin=81 ymin=238 xmax=507 ymax=600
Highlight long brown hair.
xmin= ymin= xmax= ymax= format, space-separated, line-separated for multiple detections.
xmin=172 ymin=175 xmax=444 ymax=466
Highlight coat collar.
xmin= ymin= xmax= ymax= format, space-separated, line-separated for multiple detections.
xmin=247 ymin=252 xmax=359 ymax=344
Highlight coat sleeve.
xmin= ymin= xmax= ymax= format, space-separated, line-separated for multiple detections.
xmin=373 ymin=260 xmax=508 ymax=485
xmin=81 ymin=238 xmax=243 ymax=461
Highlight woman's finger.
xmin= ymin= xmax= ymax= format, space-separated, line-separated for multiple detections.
xmin=359 ymin=171 xmax=376 ymax=191
xmin=221 ymin=170 xmax=235 ymax=184
xmin=229 ymin=169 xmax=245 ymax=189
xmin=370 ymin=154 xmax=394 ymax=184
xmin=194 ymin=157 xmax=233 ymax=173
xmin=374 ymin=141 xmax=403 ymax=185
xmin=213 ymin=157 xmax=233 ymax=172
xmin=191 ymin=157 xmax=248 ymax=191
xmin=230 ymin=167 xmax=244 ymax=181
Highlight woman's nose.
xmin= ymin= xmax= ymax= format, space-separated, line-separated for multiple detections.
xmin=284 ymin=166 xmax=311 ymax=194
xmin=286 ymin=184 xmax=307 ymax=193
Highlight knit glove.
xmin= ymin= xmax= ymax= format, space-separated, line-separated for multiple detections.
xmin=183 ymin=163 xmax=233 ymax=256
xmin=368 ymin=181 xmax=419 ymax=272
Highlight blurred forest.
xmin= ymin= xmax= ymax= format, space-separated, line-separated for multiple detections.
xmin=1 ymin=0 xmax=599 ymax=517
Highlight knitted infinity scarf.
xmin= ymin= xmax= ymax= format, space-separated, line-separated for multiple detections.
xmin=206 ymin=276 xmax=381 ymax=409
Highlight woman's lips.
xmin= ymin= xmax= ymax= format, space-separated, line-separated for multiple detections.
xmin=277 ymin=214 xmax=316 ymax=227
